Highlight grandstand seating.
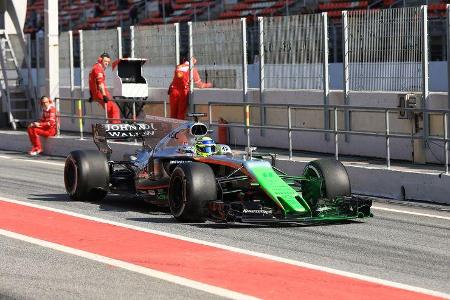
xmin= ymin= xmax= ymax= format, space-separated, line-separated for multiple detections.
xmin=219 ymin=0 xmax=296 ymax=19
xmin=23 ymin=0 xmax=449 ymax=33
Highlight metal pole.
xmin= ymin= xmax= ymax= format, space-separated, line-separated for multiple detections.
xmin=117 ymin=27 xmax=122 ymax=59
xmin=79 ymin=30 xmax=84 ymax=102
xmin=132 ymin=101 xmax=136 ymax=121
xmin=288 ymin=106 xmax=292 ymax=160
xmin=421 ymin=5 xmax=429 ymax=153
xmin=322 ymin=12 xmax=330 ymax=141
xmin=258 ymin=17 xmax=265 ymax=137
xmin=78 ymin=99 xmax=84 ymax=140
xmin=175 ymin=23 xmax=180 ymax=65
xmin=385 ymin=110 xmax=391 ymax=169
xmin=188 ymin=22 xmax=194 ymax=114
xmin=447 ymin=5 xmax=450 ymax=136
xmin=245 ymin=104 xmax=250 ymax=149
xmin=444 ymin=112 xmax=448 ymax=174
xmin=241 ymin=17 xmax=248 ymax=104
xmin=334 ymin=107 xmax=339 ymax=160
xmin=56 ymin=97 xmax=60 ymax=136
xmin=208 ymin=103 xmax=212 ymax=127
xmin=130 ymin=26 xmax=135 ymax=58
xmin=69 ymin=31 xmax=74 ymax=99
xmin=242 ymin=18 xmax=249 ymax=142
xmin=342 ymin=11 xmax=351 ymax=142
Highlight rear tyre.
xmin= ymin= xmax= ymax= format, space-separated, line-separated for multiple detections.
xmin=168 ymin=162 xmax=217 ymax=223
xmin=302 ymin=159 xmax=351 ymax=207
xmin=64 ymin=150 xmax=109 ymax=201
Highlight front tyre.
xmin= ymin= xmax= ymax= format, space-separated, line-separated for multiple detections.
xmin=168 ymin=162 xmax=217 ymax=223
xmin=64 ymin=150 xmax=109 ymax=201
xmin=302 ymin=159 xmax=351 ymax=207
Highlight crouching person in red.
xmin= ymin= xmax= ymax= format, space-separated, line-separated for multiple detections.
xmin=27 ymin=96 xmax=57 ymax=156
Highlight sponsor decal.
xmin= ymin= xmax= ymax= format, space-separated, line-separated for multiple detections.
xmin=104 ymin=123 xmax=157 ymax=138
xmin=242 ymin=209 xmax=272 ymax=215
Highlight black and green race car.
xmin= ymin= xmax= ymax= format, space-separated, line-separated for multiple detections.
xmin=64 ymin=113 xmax=372 ymax=224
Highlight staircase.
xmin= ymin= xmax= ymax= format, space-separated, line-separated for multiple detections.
xmin=0 ymin=30 xmax=34 ymax=129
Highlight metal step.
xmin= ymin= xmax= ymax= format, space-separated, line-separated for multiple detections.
xmin=12 ymin=118 xmax=34 ymax=123
xmin=10 ymin=108 xmax=32 ymax=112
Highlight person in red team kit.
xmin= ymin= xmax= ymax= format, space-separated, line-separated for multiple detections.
xmin=27 ymin=96 xmax=57 ymax=156
xmin=89 ymin=52 xmax=121 ymax=124
xmin=168 ymin=57 xmax=212 ymax=120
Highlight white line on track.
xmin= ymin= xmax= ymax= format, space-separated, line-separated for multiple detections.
xmin=0 ymin=154 xmax=64 ymax=166
xmin=1 ymin=196 xmax=449 ymax=299
xmin=372 ymin=206 xmax=450 ymax=220
xmin=0 ymin=229 xmax=258 ymax=300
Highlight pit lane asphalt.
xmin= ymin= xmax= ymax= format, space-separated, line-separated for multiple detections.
xmin=0 ymin=150 xmax=449 ymax=298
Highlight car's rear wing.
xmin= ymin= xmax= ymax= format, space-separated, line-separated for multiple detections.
xmin=92 ymin=117 xmax=186 ymax=157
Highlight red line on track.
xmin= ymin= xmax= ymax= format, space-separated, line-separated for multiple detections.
xmin=0 ymin=200 xmax=442 ymax=300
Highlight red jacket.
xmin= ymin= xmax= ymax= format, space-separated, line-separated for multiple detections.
xmin=169 ymin=62 xmax=211 ymax=92
xmin=38 ymin=105 xmax=57 ymax=130
xmin=89 ymin=62 xmax=111 ymax=100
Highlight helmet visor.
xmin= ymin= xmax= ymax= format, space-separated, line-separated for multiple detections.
xmin=200 ymin=145 xmax=216 ymax=154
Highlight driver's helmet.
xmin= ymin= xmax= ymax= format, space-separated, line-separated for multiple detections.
xmin=195 ymin=136 xmax=216 ymax=157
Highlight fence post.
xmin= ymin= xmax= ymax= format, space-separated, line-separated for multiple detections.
xmin=444 ymin=112 xmax=448 ymax=175
xmin=421 ymin=5 xmax=429 ymax=156
xmin=78 ymin=99 xmax=84 ymax=140
xmin=385 ymin=110 xmax=391 ymax=169
xmin=258 ymin=17 xmax=266 ymax=137
xmin=69 ymin=30 xmax=75 ymax=124
xmin=130 ymin=26 xmax=135 ymax=58
xmin=334 ymin=107 xmax=339 ymax=160
xmin=188 ymin=22 xmax=194 ymax=114
xmin=117 ymin=27 xmax=122 ymax=59
xmin=245 ymin=104 xmax=250 ymax=149
xmin=447 ymin=5 xmax=449 ymax=137
xmin=55 ymin=97 xmax=60 ymax=137
xmin=241 ymin=17 xmax=248 ymax=105
xmin=288 ymin=106 xmax=292 ymax=160
xmin=79 ymin=30 xmax=84 ymax=105
xmin=175 ymin=23 xmax=180 ymax=65
xmin=342 ymin=11 xmax=351 ymax=143
xmin=322 ymin=12 xmax=330 ymax=141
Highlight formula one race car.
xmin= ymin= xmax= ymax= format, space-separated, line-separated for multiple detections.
xmin=64 ymin=113 xmax=372 ymax=224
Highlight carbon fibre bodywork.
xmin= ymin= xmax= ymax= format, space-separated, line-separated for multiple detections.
xmin=82 ymin=116 xmax=373 ymax=224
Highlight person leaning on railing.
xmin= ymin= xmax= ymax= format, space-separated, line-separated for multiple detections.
xmin=168 ymin=57 xmax=212 ymax=120
xmin=27 ymin=96 xmax=57 ymax=156
xmin=88 ymin=52 xmax=121 ymax=124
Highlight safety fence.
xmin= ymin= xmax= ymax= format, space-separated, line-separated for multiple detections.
xmin=25 ymin=6 xmax=448 ymax=96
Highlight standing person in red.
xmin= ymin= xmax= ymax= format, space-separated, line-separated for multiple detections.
xmin=168 ymin=57 xmax=212 ymax=120
xmin=88 ymin=52 xmax=121 ymax=124
xmin=27 ymin=96 xmax=57 ymax=156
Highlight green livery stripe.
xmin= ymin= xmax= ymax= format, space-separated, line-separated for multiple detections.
xmin=247 ymin=163 xmax=307 ymax=213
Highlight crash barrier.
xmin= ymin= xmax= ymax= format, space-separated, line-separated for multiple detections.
xmin=54 ymin=97 xmax=168 ymax=139
xmin=206 ymin=102 xmax=450 ymax=175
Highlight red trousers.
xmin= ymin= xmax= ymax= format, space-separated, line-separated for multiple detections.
xmin=27 ymin=127 xmax=56 ymax=150
xmin=95 ymin=99 xmax=121 ymax=124
xmin=169 ymin=89 xmax=188 ymax=120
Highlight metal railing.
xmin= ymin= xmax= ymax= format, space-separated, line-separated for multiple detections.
xmin=54 ymin=97 xmax=168 ymax=140
xmin=206 ymin=102 xmax=450 ymax=174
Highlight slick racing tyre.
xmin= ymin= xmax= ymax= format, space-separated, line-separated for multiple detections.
xmin=302 ymin=158 xmax=351 ymax=207
xmin=64 ymin=150 xmax=109 ymax=202
xmin=168 ymin=162 xmax=217 ymax=223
